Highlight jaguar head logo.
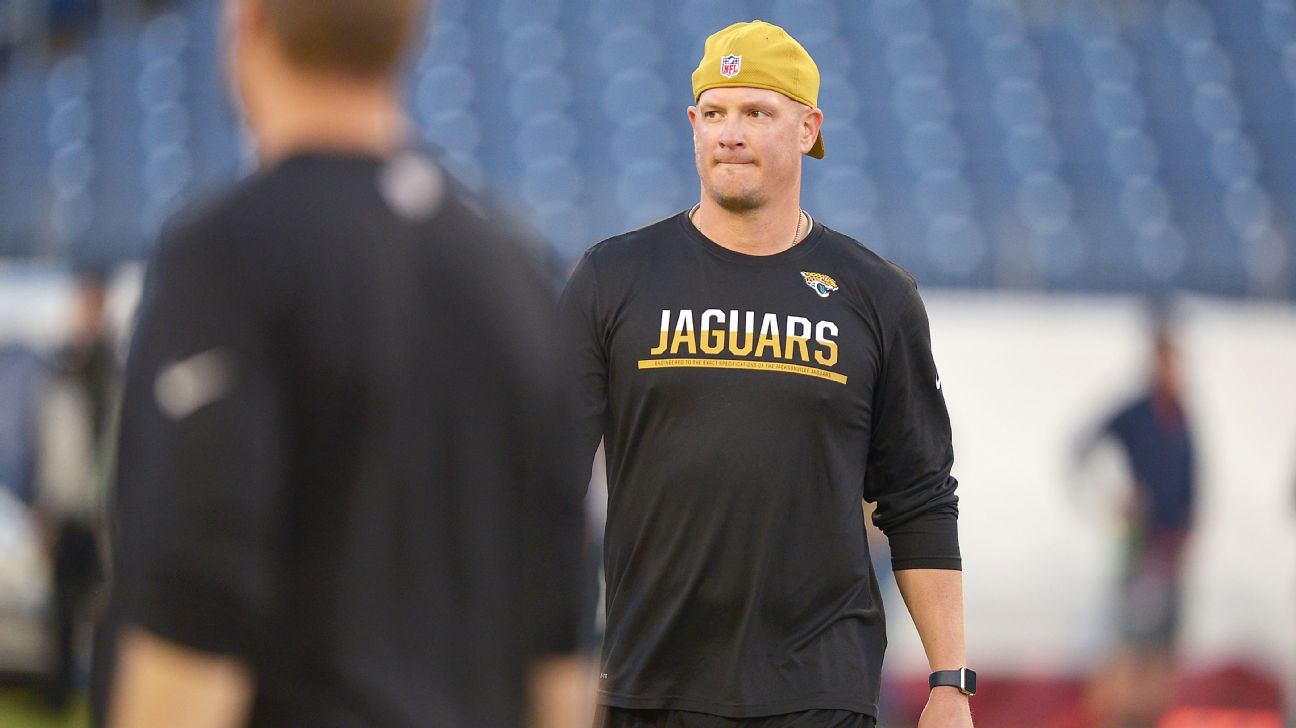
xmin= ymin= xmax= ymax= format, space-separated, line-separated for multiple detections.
xmin=800 ymin=271 xmax=839 ymax=298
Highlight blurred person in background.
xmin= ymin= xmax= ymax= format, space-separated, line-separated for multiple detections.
xmin=1077 ymin=315 xmax=1196 ymax=728
xmin=562 ymin=21 xmax=972 ymax=728
xmin=34 ymin=267 xmax=118 ymax=711
xmin=105 ymin=1 xmax=589 ymax=727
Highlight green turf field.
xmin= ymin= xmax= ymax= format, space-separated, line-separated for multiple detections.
xmin=0 ymin=689 xmax=88 ymax=728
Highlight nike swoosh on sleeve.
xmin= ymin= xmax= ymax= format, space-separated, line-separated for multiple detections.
xmin=154 ymin=348 xmax=235 ymax=420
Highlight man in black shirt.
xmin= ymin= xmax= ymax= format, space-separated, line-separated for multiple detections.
xmin=562 ymin=21 xmax=974 ymax=728
xmin=107 ymin=1 xmax=587 ymax=726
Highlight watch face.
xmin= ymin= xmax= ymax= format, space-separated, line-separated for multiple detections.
xmin=961 ymin=668 xmax=977 ymax=695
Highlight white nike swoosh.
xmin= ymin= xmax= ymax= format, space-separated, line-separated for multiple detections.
xmin=154 ymin=348 xmax=234 ymax=420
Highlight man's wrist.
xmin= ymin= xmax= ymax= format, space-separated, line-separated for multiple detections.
xmin=929 ymin=685 xmax=971 ymax=699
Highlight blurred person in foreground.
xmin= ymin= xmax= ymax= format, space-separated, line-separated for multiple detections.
xmin=561 ymin=21 xmax=973 ymax=728
xmin=1077 ymin=320 xmax=1196 ymax=728
xmin=105 ymin=1 xmax=589 ymax=727
xmin=34 ymin=269 xmax=118 ymax=711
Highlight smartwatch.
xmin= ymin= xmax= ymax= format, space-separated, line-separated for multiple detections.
xmin=929 ymin=667 xmax=976 ymax=696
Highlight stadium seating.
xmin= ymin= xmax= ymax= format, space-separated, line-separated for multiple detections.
xmin=1 ymin=0 xmax=1293 ymax=298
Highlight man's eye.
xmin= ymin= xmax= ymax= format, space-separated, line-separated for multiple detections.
xmin=750 ymin=110 xmax=767 ymax=118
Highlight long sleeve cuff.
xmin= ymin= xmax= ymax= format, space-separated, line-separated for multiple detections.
xmin=887 ymin=506 xmax=961 ymax=571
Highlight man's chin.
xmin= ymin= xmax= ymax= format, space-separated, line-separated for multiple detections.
xmin=709 ymin=191 xmax=765 ymax=213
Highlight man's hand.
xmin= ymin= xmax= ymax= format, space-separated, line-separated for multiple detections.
xmin=526 ymin=654 xmax=597 ymax=728
xmin=917 ymin=686 xmax=974 ymax=727
xmin=108 ymin=627 xmax=253 ymax=728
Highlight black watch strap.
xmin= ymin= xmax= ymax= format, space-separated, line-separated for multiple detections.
xmin=929 ymin=667 xmax=976 ymax=696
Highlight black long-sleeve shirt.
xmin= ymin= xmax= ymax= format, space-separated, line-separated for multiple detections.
xmin=561 ymin=211 xmax=961 ymax=719
xmin=112 ymin=152 xmax=586 ymax=728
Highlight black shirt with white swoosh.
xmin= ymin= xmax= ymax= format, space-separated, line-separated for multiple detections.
xmin=561 ymin=211 xmax=961 ymax=719
xmin=111 ymin=152 xmax=587 ymax=728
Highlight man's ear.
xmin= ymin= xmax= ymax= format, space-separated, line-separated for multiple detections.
xmin=801 ymin=107 xmax=824 ymax=155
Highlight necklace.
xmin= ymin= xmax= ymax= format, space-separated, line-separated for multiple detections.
xmin=689 ymin=204 xmax=808 ymax=247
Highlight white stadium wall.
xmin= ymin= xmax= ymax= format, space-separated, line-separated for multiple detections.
xmin=2 ymin=274 xmax=1295 ymax=695
xmin=880 ymin=293 xmax=1296 ymax=697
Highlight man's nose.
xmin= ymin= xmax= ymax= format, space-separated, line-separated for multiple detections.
xmin=718 ymin=117 xmax=745 ymax=148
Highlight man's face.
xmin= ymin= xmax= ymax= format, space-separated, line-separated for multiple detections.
xmin=688 ymin=87 xmax=819 ymax=212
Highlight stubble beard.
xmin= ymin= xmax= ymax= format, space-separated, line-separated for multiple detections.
xmin=699 ymin=161 xmax=767 ymax=213
xmin=711 ymin=188 xmax=766 ymax=213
